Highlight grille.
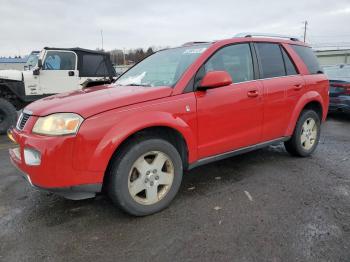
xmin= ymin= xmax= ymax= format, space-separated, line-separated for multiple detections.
xmin=16 ymin=113 xmax=31 ymax=130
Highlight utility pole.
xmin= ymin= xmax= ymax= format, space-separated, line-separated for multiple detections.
xmin=303 ymin=21 xmax=308 ymax=43
xmin=100 ymin=30 xmax=104 ymax=50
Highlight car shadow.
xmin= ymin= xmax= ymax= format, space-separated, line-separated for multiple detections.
xmin=180 ymin=144 xmax=291 ymax=193
xmin=21 ymin=144 xmax=292 ymax=222
xmin=327 ymin=112 xmax=350 ymax=122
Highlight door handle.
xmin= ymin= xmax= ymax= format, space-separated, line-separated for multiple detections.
xmin=247 ymin=90 xmax=259 ymax=97
xmin=294 ymin=84 xmax=303 ymax=90
xmin=68 ymin=71 xmax=75 ymax=76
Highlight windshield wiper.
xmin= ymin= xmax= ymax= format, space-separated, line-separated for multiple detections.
xmin=117 ymin=83 xmax=151 ymax=87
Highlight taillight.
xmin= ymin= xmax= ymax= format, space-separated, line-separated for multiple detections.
xmin=332 ymin=83 xmax=350 ymax=95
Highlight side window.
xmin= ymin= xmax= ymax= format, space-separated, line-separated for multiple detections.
xmin=204 ymin=44 xmax=254 ymax=83
xmin=281 ymin=48 xmax=298 ymax=75
xmin=256 ymin=43 xmax=285 ymax=78
xmin=43 ymin=51 xmax=76 ymax=70
xmin=291 ymin=45 xmax=322 ymax=74
xmin=81 ymin=54 xmax=108 ymax=77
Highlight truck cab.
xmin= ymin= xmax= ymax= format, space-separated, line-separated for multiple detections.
xmin=0 ymin=47 xmax=117 ymax=133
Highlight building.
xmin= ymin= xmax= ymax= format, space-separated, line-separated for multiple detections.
xmin=0 ymin=57 xmax=27 ymax=70
xmin=315 ymin=49 xmax=350 ymax=66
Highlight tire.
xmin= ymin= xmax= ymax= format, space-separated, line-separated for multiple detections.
xmin=107 ymin=138 xmax=183 ymax=216
xmin=0 ymin=98 xmax=17 ymax=135
xmin=284 ymin=110 xmax=321 ymax=157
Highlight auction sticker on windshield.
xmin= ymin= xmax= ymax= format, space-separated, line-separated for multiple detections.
xmin=183 ymin=48 xmax=207 ymax=54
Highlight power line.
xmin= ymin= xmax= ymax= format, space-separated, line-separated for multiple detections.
xmin=100 ymin=30 xmax=104 ymax=51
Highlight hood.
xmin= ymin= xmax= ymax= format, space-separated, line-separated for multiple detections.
xmin=26 ymin=85 xmax=173 ymax=118
xmin=0 ymin=69 xmax=23 ymax=81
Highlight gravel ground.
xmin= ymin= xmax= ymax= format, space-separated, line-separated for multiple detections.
xmin=0 ymin=114 xmax=349 ymax=262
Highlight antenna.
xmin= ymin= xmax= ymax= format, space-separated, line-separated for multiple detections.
xmin=100 ymin=30 xmax=104 ymax=50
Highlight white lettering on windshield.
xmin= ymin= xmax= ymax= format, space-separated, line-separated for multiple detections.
xmin=183 ymin=48 xmax=207 ymax=54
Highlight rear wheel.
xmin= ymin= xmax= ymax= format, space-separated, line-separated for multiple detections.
xmin=0 ymin=98 xmax=17 ymax=134
xmin=284 ymin=110 xmax=321 ymax=157
xmin=108 ymin=138 xmax=183 ymax=216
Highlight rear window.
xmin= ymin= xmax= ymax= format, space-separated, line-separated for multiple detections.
xmin=291 ymin=45 xmax=322 ymax=74
xmin=255 ymin=43 xmax=285 ymax=78
xmin=281 ymin=48 xmax=298 ymax=75
xmin=81 ymin=54 xmax=109 ymax=77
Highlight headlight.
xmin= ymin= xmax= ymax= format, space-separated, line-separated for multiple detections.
xmin=32 ymin=113 xmax=83 ymax=136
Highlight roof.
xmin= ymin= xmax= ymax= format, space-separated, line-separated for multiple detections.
xmin=43 ymin=47 xmax=108 ymax=55
xmin=180 ymin=36 xmax=307 ymax=49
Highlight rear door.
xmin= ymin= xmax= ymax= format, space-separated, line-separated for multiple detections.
xmin=195 ymin=43 xmax=264 ymax=159
xmin=39 ymin=50 xmax=79 ymax=94
xmin=255 ymin=43 xmax=304 ymax=142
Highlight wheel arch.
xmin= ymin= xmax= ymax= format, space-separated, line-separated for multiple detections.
xmin=0 ymin=80 xmax=26 ymax=109
xmin=107 ymin=125 xmax=190 ymax=170
xmin=285 ymin=91 xmax=325 ymax=136
xmin=75 ymin=110 xmax=198 ymax=178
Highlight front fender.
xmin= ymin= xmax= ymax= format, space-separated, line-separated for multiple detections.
xmin=73 ymin=94 xmax=197 ymax=173
xmin=0 ymin=79 xmax=25 ymax=101
xmin=285 ymin=91 xmax=326 ymax=136
xmin=0 ymin=70 xmax=23 ymax=81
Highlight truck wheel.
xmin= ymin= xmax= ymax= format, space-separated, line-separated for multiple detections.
xmin=284 ymin=110 xmax=321 ymax=157
xmin=0 ymin=98 xmax=17 ymax=134
xmin=108 ymin=138 xmax=183 ymax=216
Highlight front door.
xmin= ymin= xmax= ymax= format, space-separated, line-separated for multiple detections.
xmin=39 ymin=50 xmax=79 ymax=94
xmin=195 ymin=43 xmax=264 ymax=159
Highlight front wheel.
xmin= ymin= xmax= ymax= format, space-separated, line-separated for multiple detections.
xmin=107 ymin=138 xmax=183 ymax=216
xmin=284 ymin=110 xmax=321 ymax=157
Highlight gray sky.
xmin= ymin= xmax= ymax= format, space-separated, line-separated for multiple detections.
xmin=1 ymin=0 xmax=350 ymax=56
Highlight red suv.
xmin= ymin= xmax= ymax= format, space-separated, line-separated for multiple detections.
xmin=8 ymin=34 xmax=329 ymax=216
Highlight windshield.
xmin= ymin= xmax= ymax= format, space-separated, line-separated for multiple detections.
xmin=323 ymin=65 xmax=350 ymax=82
xmin=25 ymin=52 xmax=39 ymax=68
xmin=115 ymin=44 xmax=209 ymax=87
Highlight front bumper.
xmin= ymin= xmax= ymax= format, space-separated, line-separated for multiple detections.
xmin=8 ymin=127 xmax=103 ymax=200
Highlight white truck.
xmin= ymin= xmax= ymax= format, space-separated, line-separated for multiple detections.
xmin=0 ymin=47 xmax=117 ymax=134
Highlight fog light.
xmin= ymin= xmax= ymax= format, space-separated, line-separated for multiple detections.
xmin=24 ymin=148 xmax=41 ymax=166
xmin=11 ymin=147 xmax=21 ymax=160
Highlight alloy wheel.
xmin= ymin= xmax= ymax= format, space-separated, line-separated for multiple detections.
xmin=128 ymin=151 xmax=174 ymax=205
xmin=300 ymin=117 xmax=318 ymax=150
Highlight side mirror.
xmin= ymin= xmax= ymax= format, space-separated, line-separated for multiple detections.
xmin=33 ymin=59 xmax=42 ymax=75
xmin=198 ymin=71 xmax=232 ymax=90
xmin=33 ymin=68 xmax=40 ymax=75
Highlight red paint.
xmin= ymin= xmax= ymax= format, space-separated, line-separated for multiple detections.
xmin=199 ymin=71 xmax=232 ymax=89
xmin=9 ymin=37 xmax=329 ymax=190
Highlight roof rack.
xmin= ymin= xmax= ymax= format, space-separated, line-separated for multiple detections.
xmin=182 ymin=41 xmax=210 ymax=46
xmin=234 ymin=32 xmax=300 ymax=41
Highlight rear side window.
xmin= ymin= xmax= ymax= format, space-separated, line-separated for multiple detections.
xmin=255 ymin=43 xmax=285 ymax=78
xmin=291 ymin=45 xmax=322 ymax=74
xmin=81 ymin=54 xmax=109 ymax=77
xmin=204 ymin=43 xmax=254 ymax=83
xmin=281 ymin=48 xmax=298 ymax=75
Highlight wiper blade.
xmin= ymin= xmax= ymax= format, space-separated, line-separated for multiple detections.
xmin=126 ymin=83 xmax=151 ymax=87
